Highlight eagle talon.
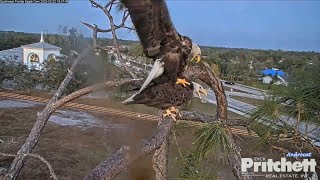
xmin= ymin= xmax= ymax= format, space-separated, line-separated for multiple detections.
xmin=163 ymin=107 xmax=179 ymax=121
xmin=169 ymin=107 xmax=181 ymax=118
xmin=176 ymin=78 xmax=190 ymax=87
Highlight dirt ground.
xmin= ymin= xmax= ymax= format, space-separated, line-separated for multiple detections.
xmin=0 ymin=98 xmax=319 ymax=180
xmin=0 ymin=103 xmax=159 ymax=180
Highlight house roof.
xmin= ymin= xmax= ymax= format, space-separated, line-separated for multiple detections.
xmin=0 ymin=47 xmax=23 ymax=63
xmin=21 ymin=42 xmax=61 ymax=50
xmin=262 ymin=69 xmax=285 ymax=77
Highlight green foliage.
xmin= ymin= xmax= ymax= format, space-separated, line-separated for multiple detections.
xmin=201 ymin=45 xmax=320 ymax=85
xmin=1 ymin=57 xmax=92 ymax=95
xmin=41 ymin=56 xmax=89 ymax=94
xmin=128 ymin=43 xmax=144 ymax=58
xmin=303 ymin=84 xmax=320 ymax=112
xmin=0 ymin=61 xmax=42 ymax=92
xmin=0 ymin=31 xmax=38 ymax=51
xmin=15 ymin=68 xmax=42 ymax=92
xmin=172 ymin=126 xmax=217 ymax=180
xmin=193 ymin=123 xmax=230 ymax=161
xmin=0 ymin=61 xmax=22 ymax=82
xmin=250 ymin=81 xmax=320 ymax=146
xmin=178 ymin=152 xmax=215 ymax=180
xmin=250 ymin=95 xmax=286 ymax=127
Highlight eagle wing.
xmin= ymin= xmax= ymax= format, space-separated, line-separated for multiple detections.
xmin=128 ymin=83 xmax=193 ymax=109
xmin=121 ymin=0 xmax=189 ymax=105
xmin=121 ymin=0 xmax=182 ymax=58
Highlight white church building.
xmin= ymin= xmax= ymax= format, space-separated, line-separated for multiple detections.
xmin=0 ymin=32 xmax=61 ymax=70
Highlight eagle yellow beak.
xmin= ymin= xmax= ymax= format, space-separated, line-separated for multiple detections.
xmin=191 ymin=54 xmax=201 ymax=63
xmin=196 ymin=89 xmax=207 ymax=99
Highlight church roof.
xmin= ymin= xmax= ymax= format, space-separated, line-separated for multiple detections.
xmin=21 ymin=32 xmax=61 ymax=50
xmin=21 ymin=42 xmax=61 ymax=50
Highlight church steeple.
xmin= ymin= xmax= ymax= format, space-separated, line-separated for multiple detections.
xmin=40 ymin=31 xmax=44 ymax=43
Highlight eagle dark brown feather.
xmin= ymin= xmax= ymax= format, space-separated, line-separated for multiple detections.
xmin=121 ymin=0 xmax=200 ymax=109
xmin=127 ymin=81 xmax=195 ymax=109
xmin=121 ymin=0 xmax=181 ymax=58
xmin=122 ymin=0 xmax=194 ymax=84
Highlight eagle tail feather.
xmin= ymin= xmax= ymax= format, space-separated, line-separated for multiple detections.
xmin=122 ymin=93 xmax=137 ymax=104
xmin=136 ymin=59 xmax=164 ymax=94
xmin=122 ymin=58 xmax=164 ymax=105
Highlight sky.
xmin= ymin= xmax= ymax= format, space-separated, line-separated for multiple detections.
xmin=0 ymin=0 xmax=320 ymax=52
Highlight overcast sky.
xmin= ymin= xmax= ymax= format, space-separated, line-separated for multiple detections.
xmin=0 ymin=0 xmax=319 ymax=52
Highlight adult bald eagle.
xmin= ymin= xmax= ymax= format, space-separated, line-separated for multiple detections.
xmin=122 ymin=0 xmax=202 ymax=89
xmin=125 ymin=79 xmax=207 ymax=121
xmin=122 ymin=0 xmax=204 ymax=119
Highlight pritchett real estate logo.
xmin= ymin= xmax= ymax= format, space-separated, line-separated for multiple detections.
xmin=241 ymin=152 xmax=317 ymax=178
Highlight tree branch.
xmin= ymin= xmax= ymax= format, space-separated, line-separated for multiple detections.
xmin=84 ymin=111 xmax=174 ymax=180
xmin=180 ymin=110 xmax=215 ymax=123
xmin=225 ymin=129 xmax=248 ymax=180
xmin=1 ymin=152 xmax=58 ymax=180
xmin=48 ymin=79 xmax=142 ymax=112
xmin=183 ymin=63 xmax=250 ymax=180
xmin=80 ymin=21 xmax=113 ymax=33
xmin=183 ymin=62 xmax=228 ymax=121
xmin=152 ymin=112 xmax=169 ymax=180
xmin=88 ymin=0 xmax=137 ymax=79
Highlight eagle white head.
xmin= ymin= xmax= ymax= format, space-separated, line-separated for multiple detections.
xmin=189 ymin=43 xmax=202 ymax=63
xmin=192 ymin=82 xmax=207 ymax=99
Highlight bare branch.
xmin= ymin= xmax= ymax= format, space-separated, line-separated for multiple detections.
xmin=48 ymin=79 xmax=142 ymax=112
xmin=181 ymin=110 xmax=216 ymax=123
xmin=80 ymin=21 xmax=113 ymax=33
xmin=225 ymin=119 xmax=249 ymax=127
xmin=0 ymin=167 xmax=7 ymax=176
xmin=87 ymin=0 xmax=137 ymax=79
xmin=1 ymin=152 xmax=58 ymax=180
xmin=84 ymin=112 xmax=174 ymax=180
xmin=104 ymin=0 xmax=116 ymax=9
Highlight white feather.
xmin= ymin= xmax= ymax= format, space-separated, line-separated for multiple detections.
xmin=122 ymin=59 xmax=164 ymax=104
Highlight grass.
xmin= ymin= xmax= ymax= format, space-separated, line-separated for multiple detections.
xmin=249 ymin=82 xmax=274 ymax=90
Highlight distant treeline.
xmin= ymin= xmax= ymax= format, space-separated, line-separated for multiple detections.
xmin=0 ymin=30 xmax=136 ymax=51
xmin=1 ymin=30 xmax=319 ymax=86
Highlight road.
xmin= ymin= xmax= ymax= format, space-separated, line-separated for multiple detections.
xmin=222 ymin=80 xmax=267 ymax=96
